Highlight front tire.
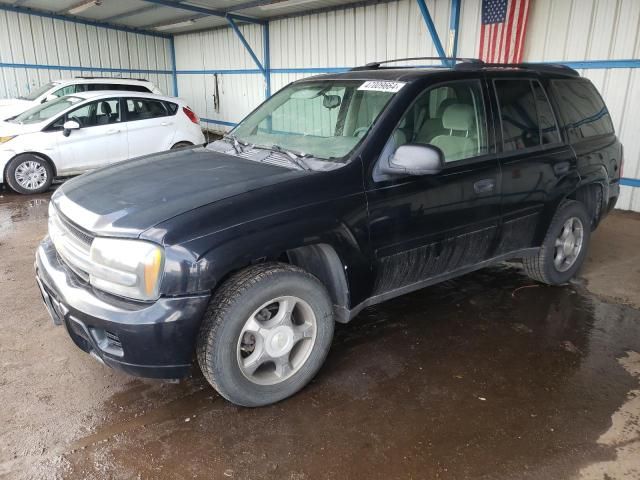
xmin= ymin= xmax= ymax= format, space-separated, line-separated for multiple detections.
xmin=6 ymin=154 xmax=53 ymax=194
xmin=523 ymin=200 xmax=591 ymax=285
xmin=197 ymin=263 xmax=334 ymax=407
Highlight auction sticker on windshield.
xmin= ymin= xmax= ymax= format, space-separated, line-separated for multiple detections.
xmin=357 ymin=81 xmax=406 ymax=93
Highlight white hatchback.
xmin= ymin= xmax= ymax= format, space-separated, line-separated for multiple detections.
xmin=0 ymin=77 xmax=162 ymax=121
xmin=0 ymin=91 xmax=205 ymax=194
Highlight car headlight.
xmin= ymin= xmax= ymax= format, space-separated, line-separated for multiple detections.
xmin=89 ymin=237 xmax=164 ymax=301
xmin=0 ymin=136 xmax=15 ymax=144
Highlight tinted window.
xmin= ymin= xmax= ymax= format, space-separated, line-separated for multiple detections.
xmin=64 ymin=99 xmax=120 ymax=127
xmin=495 ymin=80 xmax=541 ymax=152
xmin=532 ymin=81 xmax=561 ymax=145
xmin=166 ymin=102 xmax=178 ymax=115
xmin=86 ymin=83 xmax=107 ymax=91
xmin=123 ymin=84 xmax=152 ymax=93
xmin=389 ymin=80 xmax=488 ymax=163
xmin=125 ymin=98 xmax=169 ymax=121
xmin=551 ymin=79 xmax=614 ymax=141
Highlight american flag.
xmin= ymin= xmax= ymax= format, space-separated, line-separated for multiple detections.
xmin=478 ymin=0 xmax=531 ymax=64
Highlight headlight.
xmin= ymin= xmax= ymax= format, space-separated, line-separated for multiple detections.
xmin=89 ymin=237 xmax=164 ymax=301
xmin=0 ymin=136 xmax=15 ymax=144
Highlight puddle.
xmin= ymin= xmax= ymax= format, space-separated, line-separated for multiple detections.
xmin=52 ymin=267 xmax=640 ymax=480
xmin=0 ymin=190 xmax=52 ymax=241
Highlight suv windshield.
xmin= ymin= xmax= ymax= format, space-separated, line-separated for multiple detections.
xmin=231 ymin=80 xmax=401 ymax=160
xmin=18 ymin=82 xmax=58 ymax=101
xmin=11 ymin=96 xmax=84 ymax=125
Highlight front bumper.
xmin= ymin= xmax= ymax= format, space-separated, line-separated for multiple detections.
xmin=35 ymin=237 xmax=210 ymax=379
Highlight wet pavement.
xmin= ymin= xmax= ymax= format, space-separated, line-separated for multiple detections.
xmin=1 ymin=188 xmax=639 ymax=479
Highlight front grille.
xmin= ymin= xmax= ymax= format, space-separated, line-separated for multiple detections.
xmin=49 ymin=205 xmax=94 ymax=281
xmin=57 ymin=211 xmax=94 ymax=247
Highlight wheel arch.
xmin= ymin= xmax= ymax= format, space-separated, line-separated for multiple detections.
xmin=3 ymin=151 xmax=57 ymax=189
xmin=5 ymin=151 xmax=57 ymax=178
xmin=565 ymin=180 xmax=606 ymax=230
xmin=285 ymin=244 xmax=351 ymax=323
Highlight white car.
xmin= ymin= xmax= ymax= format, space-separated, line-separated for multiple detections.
xmin=0 ymin=77 xmax=162 ymax=121
xmin=0 ymin=91 xmax=205 ymax=194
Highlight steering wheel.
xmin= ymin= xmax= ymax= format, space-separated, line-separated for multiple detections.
xmin=353 ymin=127 xmax=369 ymax=138
xmin=70 ymin=116 xmax=82 ymax=127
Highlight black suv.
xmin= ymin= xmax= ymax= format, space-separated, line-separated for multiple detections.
xmin=35 ymin=58 xmax=622 ymax=407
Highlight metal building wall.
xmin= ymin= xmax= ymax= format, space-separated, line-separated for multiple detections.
xmin=103 ymin=0 xmax=640 ymax=211
xmin=174 ymin=23 xmax=266 ymax=128
xmin=520 ymin=0 xmax=640 ymax=212
xmin=0 ymin=7 xmax=174 ymax=98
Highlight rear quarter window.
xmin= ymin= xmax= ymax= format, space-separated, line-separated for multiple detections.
xmin=165 ymin=102 xmax=178 ymax=115
xmin=551 ymin=79 xmax=614 ymax=142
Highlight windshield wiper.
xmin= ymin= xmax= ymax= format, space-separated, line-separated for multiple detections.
xmin=268 ymin=144 xmax=311 ymax=171
xmin=222 ymin=133 xmax=247 ymax=154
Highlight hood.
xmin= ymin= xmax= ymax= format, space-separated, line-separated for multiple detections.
xmin=0 ymin=100 xmax=33 ymax=120
xmin=54 ymin=147 xmax=308 ymax=237
xmin=0 ymin=120 xmax=44 ymax=136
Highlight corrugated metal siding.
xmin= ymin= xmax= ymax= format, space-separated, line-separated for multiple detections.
xmin=0 ymin=9 xmax=173 ymax=98
xmin=173 ymin=0 xmax=640 ymax=211
xmin=175 ymin=23 xmax=266 ymax=127
xmin=521 ymin=0 xmax=640 ymax=211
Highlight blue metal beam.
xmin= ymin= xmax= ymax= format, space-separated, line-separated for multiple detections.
xmin=263 ymin=21 xmax=271 ymax=98
xmin=0 ymin=3 xmax=171 ymax=39
xmin=227 ymin=16 xmax=265 ymax=75
xmin=415 ymin=0 xmax=447 ymax=65
xmin=141 ymin=0 xmax=265 ymax=25
xmin=169 ymin=36 xmax=178 ymax=96
xmin=0 ymin=61 xmax=172 ymax=75
xmin=448 ymin=0 xmax=461 ymax=58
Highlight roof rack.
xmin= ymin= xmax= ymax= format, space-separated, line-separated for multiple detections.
xmin=350 ymin=57 xmax=482 ymax=71
xmin=454 ymin=62 xmax=579 ymax=77
xmin=74 ymin=76 xmax=149 ymax=81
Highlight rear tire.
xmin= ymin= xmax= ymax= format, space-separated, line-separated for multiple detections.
xmin=5 ymin=154 xmax=53 ymax=195
xmin=170 ymin=141 xmax=193 ymax=150
xmin=197 ymin=262 xmax=334 ymax=407
xmin=523 ymin=200 xmax=591 ymax=285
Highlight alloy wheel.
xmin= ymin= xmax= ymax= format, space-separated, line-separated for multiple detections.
xmin=553 ymin=216 xmax=584 ymax=272
xmin=237 ymin=296 xmax=317 ymax=386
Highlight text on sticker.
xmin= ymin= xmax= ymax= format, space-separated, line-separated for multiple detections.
xmin=357 ymin=81 xmax=406 ymax=93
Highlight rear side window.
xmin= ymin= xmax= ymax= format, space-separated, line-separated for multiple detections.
xmin=165 ymin=102 xmax=178 ymax=115
xmin=495 ymin=80 xmax=540 ymax=152
xmin=532 ymin=81 xmax=561 ymax=145
xmin=121 ymin=84 xmax=152 ymax=93
xmin=495 ymin=79 xmax=561 ymax=152
xmin=551 ymin=79 xmax=614 ymax=141
xmin=125 ymin=98 xmax=169 ymax=121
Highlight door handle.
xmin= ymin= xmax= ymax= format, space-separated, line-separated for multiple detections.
xmin=473 ymin=178 xmax=496 ymax=194
xmin=161 ymin=122 xmax=172 ymax=126
xmin=106 ymin=129 xmax=121 ymax=134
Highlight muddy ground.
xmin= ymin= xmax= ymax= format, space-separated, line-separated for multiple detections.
xmin=0 ymin=188 xmax=639 ymax=480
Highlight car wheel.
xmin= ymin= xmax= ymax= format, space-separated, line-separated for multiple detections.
xmin=170 ymin=141 xmax=193 ymax=150
xmin=197 ymin=262 xmax=334 ymax=407
xmin=523 ymin=200 xmax=591 ymax=285
xmin=6 ymin=154 xmax=53 ymax=195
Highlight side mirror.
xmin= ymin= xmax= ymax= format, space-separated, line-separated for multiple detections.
xmin=381 ymin=144 xmax=444 ymax=176
xmin=62 ymin=120 xmax=80 ymax=137
xmin=43 ymin=94 xmax=58 ymax=103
